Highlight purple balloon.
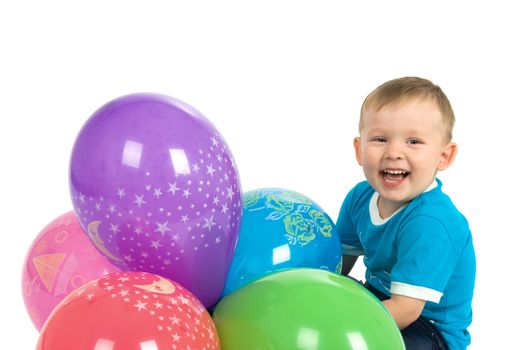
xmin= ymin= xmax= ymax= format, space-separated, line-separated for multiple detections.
xmin=69 ymin=93 xmax=242 ymax=307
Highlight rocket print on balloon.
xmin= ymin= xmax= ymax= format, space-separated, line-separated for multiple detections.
xmin=32 ymin=253 xmax=67 ymax=293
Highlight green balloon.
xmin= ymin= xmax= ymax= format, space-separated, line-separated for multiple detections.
xmin=213 ymin=268 xmax=405 ymax=350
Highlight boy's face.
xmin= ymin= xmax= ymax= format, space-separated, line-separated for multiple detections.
xmin=355 ymin=97 xmax=457 ymax=216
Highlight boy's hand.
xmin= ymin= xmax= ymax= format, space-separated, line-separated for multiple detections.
xmin=382 ymin=294 xmax=426 ymax=329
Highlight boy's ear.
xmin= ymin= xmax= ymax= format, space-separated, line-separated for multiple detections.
xmin=354 ymin=137 xmax=363 ymax=166
xmin=437 ymin=142 xmax=458 ymax=171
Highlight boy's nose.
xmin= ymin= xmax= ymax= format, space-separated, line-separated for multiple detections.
xmin=385 ymin=143 xmax=404 ymax=160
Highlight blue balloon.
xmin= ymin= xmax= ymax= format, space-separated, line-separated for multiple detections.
xmin=223 ymin=188 xmax=342 ymax=296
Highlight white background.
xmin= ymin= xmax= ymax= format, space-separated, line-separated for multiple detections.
xmin=1 ymin=1 xmax=522 ymax=348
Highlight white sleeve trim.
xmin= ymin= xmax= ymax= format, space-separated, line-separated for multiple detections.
xmin=341 ymin=244 xmax=364 ymax=256
xmin=390 ymin=282 xmax=442 ymax=303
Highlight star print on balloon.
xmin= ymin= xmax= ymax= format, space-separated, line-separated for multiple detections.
xmin=37 ymin=272 xmax=220 ymax=350
xmin=69 ymin=93 xmax=242 ymax=307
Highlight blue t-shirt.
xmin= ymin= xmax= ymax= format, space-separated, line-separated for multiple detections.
xmin=337 ymin=179 xmax=476 ymax=350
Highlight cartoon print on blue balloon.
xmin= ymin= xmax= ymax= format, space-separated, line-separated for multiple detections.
xmin=223 ymin=188 xmax=342 ymax=296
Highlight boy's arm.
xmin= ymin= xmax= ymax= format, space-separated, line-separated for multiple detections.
xmin=340 ymin=244 xmax=364 ymax=275
xmin=341 ymin=254 xmax=358 ymax=275
xmin=382 ymin=294 xmax=426 ymax=329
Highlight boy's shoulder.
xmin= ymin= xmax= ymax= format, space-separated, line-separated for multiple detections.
xmin=408 ymin=179 xmax=470 ymax=234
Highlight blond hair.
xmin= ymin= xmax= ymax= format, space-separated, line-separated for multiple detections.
xmin=360 ymin=77 xmax=455 ymax=142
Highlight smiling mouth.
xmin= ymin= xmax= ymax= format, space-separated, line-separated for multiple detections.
xmin=381 ymin=169 xmax=410 ymax=183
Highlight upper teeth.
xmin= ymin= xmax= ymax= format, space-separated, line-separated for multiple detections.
xmin=383 ymin=170 xmax=407 ymax=174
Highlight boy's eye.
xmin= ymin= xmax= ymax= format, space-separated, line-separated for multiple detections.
xmin=407 ymin=138 xmax=422 ymax=145
xmin=372 ymin=137 xmax=387 ymax=143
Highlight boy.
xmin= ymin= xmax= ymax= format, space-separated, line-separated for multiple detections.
xmin=336 ymin=77 xmax=475 ymax=350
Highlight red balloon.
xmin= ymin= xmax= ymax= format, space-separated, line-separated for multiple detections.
xmin=37 ymin=272 xmax=220 ymax=350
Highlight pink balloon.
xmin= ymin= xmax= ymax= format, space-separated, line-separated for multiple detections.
xmin=21 ymin=211 xmax=120 ymax=330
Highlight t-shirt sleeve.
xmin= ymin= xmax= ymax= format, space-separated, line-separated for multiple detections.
xmin=390 ymin=215 xmax=458 ymax=303
xmin=336 ymin=188 xmax=363 ymax=251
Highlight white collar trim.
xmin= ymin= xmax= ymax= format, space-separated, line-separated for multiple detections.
xmin=369 ymin=180 xmax=438 ymax=226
